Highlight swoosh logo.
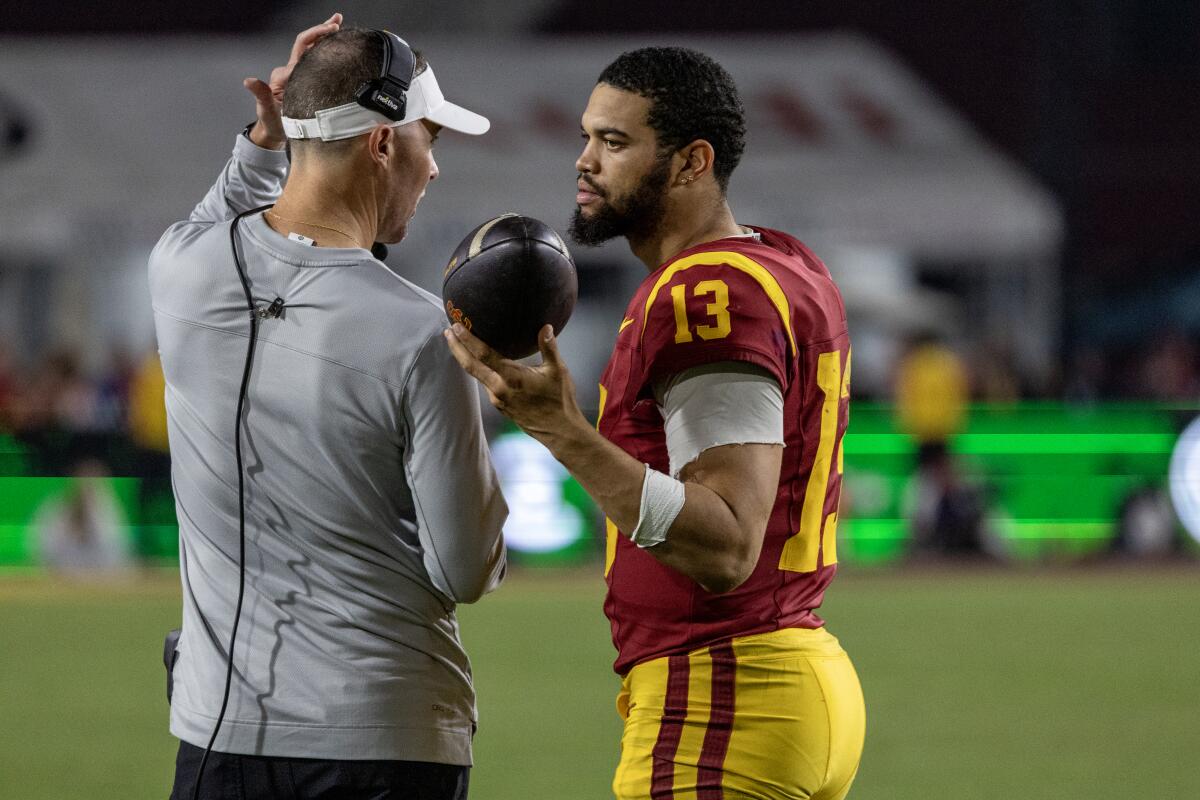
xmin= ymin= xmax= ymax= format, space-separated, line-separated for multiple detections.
xmin=618 ymin=317 xmax=635 ymax=333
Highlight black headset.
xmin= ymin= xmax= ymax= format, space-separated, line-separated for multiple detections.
xmin=356 ymin=29 xmax=412 ymax=261
xmin=354 ymin=30 xmax=416 ymax=122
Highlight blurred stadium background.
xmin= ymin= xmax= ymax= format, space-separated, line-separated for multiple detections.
xmin=1 ymin=1 xmax=1198 ymax=797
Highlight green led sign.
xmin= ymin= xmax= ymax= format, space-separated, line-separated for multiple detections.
xmin=0 ymin=404 xmax=1191 ymax=568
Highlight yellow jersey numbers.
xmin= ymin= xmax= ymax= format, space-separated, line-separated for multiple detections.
xmin=670 ymin=279 xmax=733 ymax=344
xmin=596 ymin=382 xmax=620 ymax=577
xmin=779 ymin=348 xmax=850 ymax=573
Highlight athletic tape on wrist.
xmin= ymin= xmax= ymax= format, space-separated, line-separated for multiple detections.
xmin=629 ymin=464 xmax=686 ymax=548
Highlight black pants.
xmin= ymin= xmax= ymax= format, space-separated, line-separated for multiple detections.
xmin=170 ymin=741 xmax=470 ymax=800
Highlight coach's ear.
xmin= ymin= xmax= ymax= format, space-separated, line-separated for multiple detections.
xmin=367 ymin=124 xmax=396 ymax=169
xmin=673 ymin=139 xmax=716 ymax=188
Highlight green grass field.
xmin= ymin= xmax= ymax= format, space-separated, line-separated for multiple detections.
xmin=1 ymin=565 xmax=1198 ymax=799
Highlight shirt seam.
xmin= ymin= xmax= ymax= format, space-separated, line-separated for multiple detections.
xmin=152 ymin=306 xmax=409 ymax=391
xmin=241 ymin=219 xmax=371 ymax=267
xmin=237 ymin=217 xmax=446 ymax=315
xmin=177 ymin=706 xmax=472 ymax=732
xmin=397 ymin=331 xmax=462 ymax=608
xmin=642 ymin=345 xmax=787 ymax=400
xmin=397 ymin=329 xmax=445 ymax=397
xmin=807 ymin=652 xmax=837 ymax=789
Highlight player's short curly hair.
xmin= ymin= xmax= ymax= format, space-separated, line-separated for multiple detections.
xmin=282 ymin=28 xmax=427 ymax=151
xmin=597 ymin=47 xmax=746 ymax=193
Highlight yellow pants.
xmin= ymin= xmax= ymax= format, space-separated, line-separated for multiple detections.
xmin=613 ymin=628 xmax=865 ymax=800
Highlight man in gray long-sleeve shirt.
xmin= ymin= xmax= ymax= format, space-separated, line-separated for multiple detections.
xmin=151 ymin=17 xmax=507 ymax=799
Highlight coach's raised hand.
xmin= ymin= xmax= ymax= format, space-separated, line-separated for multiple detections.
xmin=243 ymin=12 xmax=343 ymax=149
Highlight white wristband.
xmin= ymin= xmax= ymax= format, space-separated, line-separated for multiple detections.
xmin=629 ymin=465 xmax=686 ymax=549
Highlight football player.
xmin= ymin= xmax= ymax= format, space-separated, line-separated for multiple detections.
xmin=446 ymin=47 xmax=864 ymax=799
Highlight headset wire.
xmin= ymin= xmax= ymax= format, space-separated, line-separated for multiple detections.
xmin=190 ymin=204 xmax=272 ymax=799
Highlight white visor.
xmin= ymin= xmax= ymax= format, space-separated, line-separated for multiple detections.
xmin=281 ymin=65 xmax=490 ymax=141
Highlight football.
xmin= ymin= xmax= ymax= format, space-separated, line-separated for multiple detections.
xmin=442 ymin=213 xmax=578 ymax=359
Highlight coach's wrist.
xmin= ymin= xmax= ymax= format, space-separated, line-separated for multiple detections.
xmin=245 ymin=120 xmax=287 ymax=151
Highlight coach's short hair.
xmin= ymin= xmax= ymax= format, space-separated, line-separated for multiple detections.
xmin=282 ymin=28 xmax=427 ymax=151
xmin=597 ymin=47 xmax=746 ymax=193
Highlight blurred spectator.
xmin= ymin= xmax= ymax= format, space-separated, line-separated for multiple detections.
xmin=904 ymin=445 xmax=994 ymax=559
xmin=894 ymin=333 xmax=968 ymax=446
xmin=128 ymin=350 xmax=169 ymax=454
xmin=1142 ymin=330 xmax=1200 ymax=401
xmin=33 ymin=458 xmax=132 ymax=573
xmin=128 ymin=350 xmax=173 ymax=557
xmin=1079 ymin=329 xmax=1200 ymax=401
xmin=975 ymin=338 xmax=1024 ymax=403
xmin=1064 ymin=345 xmax=1106 ymax=404
xmin=96 ymin=344 xmax=135 ymax=432
xmin=10 ymin=349 xmax=104 ymax=475
xmin=11 ymin=349 xmax=101 ymax=433
xmin=0 ymin=338 xmax=16 ymax=432
xmin=47 ymin=350 xmax=104 ymax=431
xmin=894 ymin=335 xmax=991 ymax=556
xmin=1112 ymin=485 xmax=1182 ymax=558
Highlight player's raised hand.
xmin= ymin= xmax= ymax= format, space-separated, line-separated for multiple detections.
xmin=243 ymin=12 xmax=343 ymax=149
xmin=445 ymin=323 xmax=590 ymax=447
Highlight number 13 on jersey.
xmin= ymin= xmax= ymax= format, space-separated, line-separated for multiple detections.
xmin=779 ymin=348 xmax=850 ymax=573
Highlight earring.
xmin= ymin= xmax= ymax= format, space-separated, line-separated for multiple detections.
xmin=680 ymin=175 xmax=695 ymax=185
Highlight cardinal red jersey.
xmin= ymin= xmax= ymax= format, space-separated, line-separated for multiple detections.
xmin=597 ymin=227 xmax=851 ymax=675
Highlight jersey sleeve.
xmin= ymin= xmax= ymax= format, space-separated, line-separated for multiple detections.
xmin=634 ymin=260 xmax=795 ymax=399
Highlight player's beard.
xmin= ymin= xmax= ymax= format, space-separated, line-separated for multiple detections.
xmin=570 ymin=155 xmax=673 ymax=247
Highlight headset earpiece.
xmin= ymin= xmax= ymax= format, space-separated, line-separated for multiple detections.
xmin=354 ymin=30 xmax=415 ymax=122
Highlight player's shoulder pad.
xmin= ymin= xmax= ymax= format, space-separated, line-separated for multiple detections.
xmin=636 ymin=251 xmax=796 ymax=392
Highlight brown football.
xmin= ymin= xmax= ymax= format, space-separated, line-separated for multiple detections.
xmin=442 ymin=213 xmax=578 ymax=359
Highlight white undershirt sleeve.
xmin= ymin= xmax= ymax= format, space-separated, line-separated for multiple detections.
xmin=653 ymin=362 xmax=785 ymax=478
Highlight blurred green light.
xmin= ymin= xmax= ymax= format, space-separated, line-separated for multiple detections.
xmin=845 ymin=432 xmax=1176 ymax=455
